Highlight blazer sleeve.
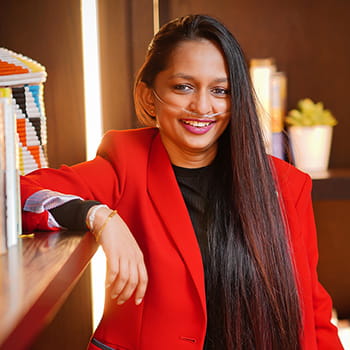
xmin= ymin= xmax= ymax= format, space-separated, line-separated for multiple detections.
xmin=296 ymin=176 xmax=343 ymax=349
xmin=21 ymin=155 xmax=121 ymax=232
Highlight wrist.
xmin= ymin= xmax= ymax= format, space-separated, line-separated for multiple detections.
xmin=86 ymin=204 xmax=109 ymax=231
xmin=87 ymin=205 xmax=117 ymax=242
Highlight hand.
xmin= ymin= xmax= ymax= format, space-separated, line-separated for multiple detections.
xmin=92 ymin=207 xmax=148 ymax=306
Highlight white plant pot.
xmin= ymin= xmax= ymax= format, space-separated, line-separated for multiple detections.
xmin=289 ymin=125 xmax=333 ymax=173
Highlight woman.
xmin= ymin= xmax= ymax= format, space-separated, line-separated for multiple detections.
xmin=21 ymin=15 xmax=343 ymax=350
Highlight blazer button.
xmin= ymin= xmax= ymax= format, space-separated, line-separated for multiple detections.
xmin=179 ymin=336 xmax=197 ymax=343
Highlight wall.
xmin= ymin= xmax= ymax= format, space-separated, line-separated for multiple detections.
xmin=0 ymin=0 xmax=86 ymax=168
xmin=98 ymin=0 xmax=153 ymax=131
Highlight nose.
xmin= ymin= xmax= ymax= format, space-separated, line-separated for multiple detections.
xmin=189 ymin=89 xmax=212 ymax=116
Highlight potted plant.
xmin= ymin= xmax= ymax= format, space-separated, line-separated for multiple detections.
xmin=285 ymin=98 xmax=337 ymax=173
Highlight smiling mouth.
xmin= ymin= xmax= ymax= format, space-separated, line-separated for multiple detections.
xmin=181 ymin=119 xmax=216 ymax=128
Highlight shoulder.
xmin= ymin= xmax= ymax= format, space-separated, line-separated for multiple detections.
xmin=270 ymin=156 xmax=312 ymax=205
xmin=99 ymin=127 xmax=158 ymax=149
xmin=95 ymin=127 xmax=159 ymax=181
xmin=97 ymin=127 xmax=158 ymax=159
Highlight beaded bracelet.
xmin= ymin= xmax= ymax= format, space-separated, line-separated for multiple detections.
xmin=86 ymin=204 xmax=108 ymax=231
xmin=93 ymin=210 xmax=118 ymax=242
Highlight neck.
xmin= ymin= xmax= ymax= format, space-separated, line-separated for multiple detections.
xmin=161 ymin=136 xmax=217 ymax=168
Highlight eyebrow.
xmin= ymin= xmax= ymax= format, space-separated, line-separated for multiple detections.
xmin=168 ymin=73 xmax=228 ymax=83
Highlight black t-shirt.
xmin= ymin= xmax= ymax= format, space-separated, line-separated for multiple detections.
xmin=172 ymin=164 xmax=213 ymax=261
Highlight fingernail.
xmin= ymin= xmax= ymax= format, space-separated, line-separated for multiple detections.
xmin=105 ymin=283 xmax=111 ymax=289
xmin=111 ymin=293 xmax=118 ymax=299
xmin=135 ymin=298 xmax=143 ymax=305
xmin=117 ymin=300 xmax=125 ymax=305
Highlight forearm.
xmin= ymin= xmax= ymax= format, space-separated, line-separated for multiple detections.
xmin=49 ymin=199 xmax=101 ymax=231
xmin=20 ymin=155 xmax=120 ymax=232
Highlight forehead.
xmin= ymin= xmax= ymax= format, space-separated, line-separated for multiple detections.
xmin=164 ymin=39 xmax=228 ymax=77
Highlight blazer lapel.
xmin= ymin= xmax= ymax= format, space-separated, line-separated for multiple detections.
xmin=147 ymin=132 xmax=206 ymax=317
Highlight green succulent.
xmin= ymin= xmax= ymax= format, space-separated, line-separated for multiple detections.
xmin=285 ymin=98 xmax=337 ymax=126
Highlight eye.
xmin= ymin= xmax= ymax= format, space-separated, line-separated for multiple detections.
xmin=211 ymin=87 xmax=230 ymax=97
xmin=173 ymin=84 xmax=193 ymax=93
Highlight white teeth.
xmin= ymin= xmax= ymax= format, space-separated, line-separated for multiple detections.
xmin=183 ymin=120 xmax=212 ymax=128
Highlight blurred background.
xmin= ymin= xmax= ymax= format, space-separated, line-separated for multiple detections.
xmin=0 ymin=0 xmax=349 ymax=348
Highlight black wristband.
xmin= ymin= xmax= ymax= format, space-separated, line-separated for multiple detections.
xmin=49 ymin=199 xmax=101 ymax=231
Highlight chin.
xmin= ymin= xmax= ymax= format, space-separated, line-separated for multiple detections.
xmin=183 ymin=139 xmax=216 ymax=152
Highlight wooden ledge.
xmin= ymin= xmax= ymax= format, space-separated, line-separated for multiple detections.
xmin=311 ymin=168 xmax=350 ymax=201
xmin=0 ymin=230 xmax=98 ymax=350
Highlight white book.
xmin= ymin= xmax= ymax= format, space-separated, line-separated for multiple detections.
xmin=0 ymin=100 xmax=6 ymax=254
xmin=2 ymin=96 xmax=22 ymax=247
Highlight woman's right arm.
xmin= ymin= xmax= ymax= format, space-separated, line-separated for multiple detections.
xmin=21 ymin=156 xmax=148 ymax=306
xmin=21 ymin=155 xmax=119 ymax=231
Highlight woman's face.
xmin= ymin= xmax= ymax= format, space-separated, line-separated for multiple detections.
xmin=150 ymin=39 xmax=231 ymax=167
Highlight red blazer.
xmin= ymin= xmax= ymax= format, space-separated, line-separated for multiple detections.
xmin=21 ymin=128 xmax=343 ymax=350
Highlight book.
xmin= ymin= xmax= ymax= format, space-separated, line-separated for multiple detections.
xmin=0 ymin=48 xmax=48 ymax=175
xmin=0 ymin=98 xmax=6 ymax=254
xmin=250 ymin=58 xmax=276 ymax=154
xmin=0 ymin=89 xmax=22 ymax=247
xmin=271 ymin=71 xmax=287 ymax=160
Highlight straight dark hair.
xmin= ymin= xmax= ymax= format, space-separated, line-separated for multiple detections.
xmin=134 ymin=14 xmax=302 ymax=349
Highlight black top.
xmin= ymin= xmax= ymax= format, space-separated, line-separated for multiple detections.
xmin=172 ymin=164 xmax=221 ymax=349
xmin=172 ymin=164 xmax=213 ymax=261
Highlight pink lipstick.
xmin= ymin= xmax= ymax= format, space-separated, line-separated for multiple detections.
xmin=181 ymin=119 xmax=216 ymax=135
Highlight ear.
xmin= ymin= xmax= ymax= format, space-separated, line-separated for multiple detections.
xmin=135 ymin=82 xmax=155 ymax=116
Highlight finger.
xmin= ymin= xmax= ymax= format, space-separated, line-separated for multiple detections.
xmin=116 ymin=261 xmax=139 ymax=305
xmin=110 ymin=258 xmax=129 ymax=300
xmin=105 ymin=258 xmax=119 ymax=289
xmin=134 ymin=262 xmax=148 ymax=305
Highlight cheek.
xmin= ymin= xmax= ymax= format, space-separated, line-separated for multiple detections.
xmin=155 ymin=102 xmax=183 ymax=122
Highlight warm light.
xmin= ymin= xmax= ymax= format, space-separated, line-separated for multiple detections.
xmin=153 ymin=0 xmax=159 ymax=34
xmin=81 ymin=0 xmax=103 ymax=160
xmin=90 ymin=246 xmax=106 ymax=330
xmin=81 ymin=0 xmax=105 ymax=331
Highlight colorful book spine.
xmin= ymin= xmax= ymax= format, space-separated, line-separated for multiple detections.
xmin=0 ymin=47 xmax=48 ymax=175
xmin=12 ymin=84 xmax=48 ymax=174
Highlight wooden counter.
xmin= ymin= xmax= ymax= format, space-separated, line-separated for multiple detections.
xmin=0 ymin=230 xmax=97 ymax=350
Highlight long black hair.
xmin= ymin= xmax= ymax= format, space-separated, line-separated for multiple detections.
xmin=134 ymin=14 xmax=302 ymax=349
